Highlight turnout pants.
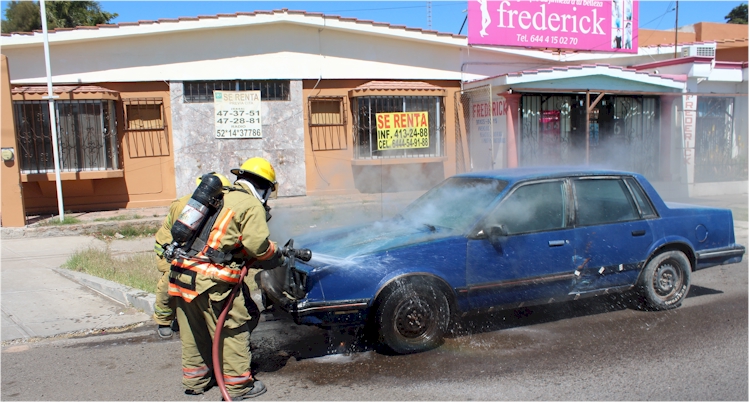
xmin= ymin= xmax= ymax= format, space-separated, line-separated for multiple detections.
xmin=175 ymin=282 xmax=259 ymax=397
xmin=152 ymin=257 xmax=175 ymax=326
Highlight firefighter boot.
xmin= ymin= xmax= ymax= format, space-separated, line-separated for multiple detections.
xmin=225 ymin=380 xmax=267 ymax=400
xmin=157 ymin=324 xmax=173 ymax=339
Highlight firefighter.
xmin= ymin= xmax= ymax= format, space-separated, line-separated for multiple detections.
xmin=153 ymin=173 xmax=232 ymax=339
xmin=169 ymin=157 xmax=283 ymax=400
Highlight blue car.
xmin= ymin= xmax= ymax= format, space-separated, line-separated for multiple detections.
xmin=261 ymin=167 xmax=745 ymax=354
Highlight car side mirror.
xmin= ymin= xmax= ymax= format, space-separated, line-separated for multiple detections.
xmin=486 ymin=224 xmax=509 ymax=245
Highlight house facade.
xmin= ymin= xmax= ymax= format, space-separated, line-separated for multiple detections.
xmin=1 ymin=10 xmax=747 ymax=226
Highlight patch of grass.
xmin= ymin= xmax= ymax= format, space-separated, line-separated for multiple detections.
xmin=38 ymin=216 xmax=82 ymax=226
xmin=97 ymin=223 xmax=160 ymax=239
xmin=62 ymin=248 xmax=160 ymax=294
xmin=93 ymin=214 xmax=144 ymax=222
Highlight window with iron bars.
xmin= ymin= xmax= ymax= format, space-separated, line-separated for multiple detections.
xmin=353 ymin=96 xmax=445 ymax=159
xmin=183 ymin=80 xmax=290 ymax=103
xmin=123 ymin=98 xmax=169 ymax=158
xmin=308 ymin=97 xmax=347 ymax=151
xmin=13 ymin=100 xmax=119 ymax=174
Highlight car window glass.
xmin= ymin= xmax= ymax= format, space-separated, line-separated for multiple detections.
xmin=401 ymin=177 xmax=507 ymax=231
xmin=575 ymin=178 xmax=639 ymax=226
xmin=625 ymin=177 xmax=657 ymax=218
xmin=489 ymin=181 xmax=566 ymax=235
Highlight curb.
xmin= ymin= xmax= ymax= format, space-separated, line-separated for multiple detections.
xmin=53 ymin=267 xmax=156 ymax=317
xmin=52 ymin=267 xmax=268 ymax=321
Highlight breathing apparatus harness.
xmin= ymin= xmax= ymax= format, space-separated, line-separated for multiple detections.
xmin=162 ymin=176 xmax=273 ymax=264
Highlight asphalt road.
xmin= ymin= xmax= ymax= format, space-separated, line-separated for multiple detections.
xmin=2 ymin=256 xmax=746 ymax=401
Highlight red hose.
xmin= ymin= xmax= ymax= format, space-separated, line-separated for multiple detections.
xmin=212 ymin=263 xmax=251 ymax=402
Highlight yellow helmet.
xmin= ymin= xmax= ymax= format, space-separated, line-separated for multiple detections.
xmin=195 ymin=172 xmax=232 ymax=187
xmin=231 ymin=157 xmax=277 ymax=190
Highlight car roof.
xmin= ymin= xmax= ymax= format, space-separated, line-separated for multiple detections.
xmin=455 ymin=166 xmax=637 ymax=184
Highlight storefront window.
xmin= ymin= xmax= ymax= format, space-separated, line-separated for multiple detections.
xmin=695 ymin=97 xmax=746 ymax=182
xmin=520 ymin=94 xmax=660 ymax=178
xmin=353 ymin=96 xmax=444 ymax=159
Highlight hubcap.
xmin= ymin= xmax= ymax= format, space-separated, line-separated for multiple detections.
xmin=653 ymin=262 xmax=681 ymax=298
xmin=395 ymin=298 xmax=433 ymax=338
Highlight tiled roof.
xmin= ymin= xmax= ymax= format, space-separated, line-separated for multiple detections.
xmin=11 ymin=85 xmax=119 ymax=95
xmin=0 ymin=8 xmax=466 ymax=40
xmin=351 ymin=81 xmax=445 ymax=92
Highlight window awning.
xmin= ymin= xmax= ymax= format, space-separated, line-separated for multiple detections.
xmin=464 ymin=64 xmax=686 ymax=94
xmin=11 ymin=85 xmax=120 ymax=101
xmin=349 ymin=81 xmax=446 ymax=97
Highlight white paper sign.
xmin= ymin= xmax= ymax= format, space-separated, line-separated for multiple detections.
xmin=214 ymin=90 xmax=262 ymax=139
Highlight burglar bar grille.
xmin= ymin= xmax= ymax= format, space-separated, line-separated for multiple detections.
xmin=123 ymin=98 xmax=170 ymax=158
xmin=353 ymin=95 xmax=444 ymax=159
xmin=183 ymin=80 xmax=290 ymax=103
xmin=13 ymin=100 xmax=119 ymax=173
xmin=308 ymin=97 xmax=347 ymax=151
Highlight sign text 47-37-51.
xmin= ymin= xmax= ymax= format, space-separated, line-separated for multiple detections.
xmin=214 ymin=90 xmax=262 ymax=139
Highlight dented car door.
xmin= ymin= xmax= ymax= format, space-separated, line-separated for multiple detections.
xmin=570 ymin=176 xmax=655 ymax=294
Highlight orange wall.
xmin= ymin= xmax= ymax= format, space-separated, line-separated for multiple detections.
xmin=637 ymin=29 xmax=696 ymax=47
xmin=695 ymin=22 xmax=749 ymax=41
xmin=716 ymin=46 xmax=749 ymax=62
xmin=0 ymin=55 xmax=26 ymax=226
xmin=15 ymin=82 xmax=176 ymax=215
xmin=302 ymin=79 xmax=461 ymax=195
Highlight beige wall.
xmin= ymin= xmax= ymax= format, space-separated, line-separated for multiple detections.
xmin=302 ymin=79 xmax=461 ymax=195
xmin=0 ymin=55 xmax=26 ymax=227
xmin=9 ymin=81 xmax=176 ymax=216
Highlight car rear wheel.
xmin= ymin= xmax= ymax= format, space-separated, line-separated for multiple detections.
xmin=375 ymin=279 xmax=450 ymax=354
xmin=636 ymin=250 xmax=691 ymax=310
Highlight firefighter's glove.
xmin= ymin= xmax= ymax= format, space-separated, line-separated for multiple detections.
xmin=258 ymin=246 xmax=286 ymax=270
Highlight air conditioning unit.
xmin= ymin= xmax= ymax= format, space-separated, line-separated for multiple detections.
xmin=681 ymin=44 xmax=716 ymax=58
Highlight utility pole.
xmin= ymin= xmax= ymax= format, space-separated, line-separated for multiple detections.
xmin=674 ymin=1 xmax=679 ymax=58
xmin=427 ymin=1 xmax=432 ymax=29
xmin=40 ymin=0 xmax=65 ymax=221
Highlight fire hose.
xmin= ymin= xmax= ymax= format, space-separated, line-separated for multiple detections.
xmin=212 ymin=241 xmax=311 ymax=401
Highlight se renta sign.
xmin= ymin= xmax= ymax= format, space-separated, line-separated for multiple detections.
xmin=468 ymin=0 xmax=638 ymax=53
xmin=376 ymin=112 xmax=430 ymax=150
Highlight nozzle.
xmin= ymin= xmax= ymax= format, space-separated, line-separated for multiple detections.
xmin=294 ymin=248 xmax=312 ymax=262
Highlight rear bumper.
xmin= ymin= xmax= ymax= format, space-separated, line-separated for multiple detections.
xmin=259 ymin=269 xmax=369 ymax=326
xmin=695 ymin=244 xmax=746 ymax=270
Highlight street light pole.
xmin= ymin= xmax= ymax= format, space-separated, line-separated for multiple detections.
xmin=40 ymin=0 xmax=65 ymax=221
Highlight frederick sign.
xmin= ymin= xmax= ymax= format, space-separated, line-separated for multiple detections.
xmin=468 ymin=0 xmax=638 ymax=53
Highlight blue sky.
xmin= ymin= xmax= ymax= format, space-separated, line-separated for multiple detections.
xmin=2 ymin=1 xmax=747 ymax=35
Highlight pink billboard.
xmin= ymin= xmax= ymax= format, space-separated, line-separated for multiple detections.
xmin=468 ymin=0 xmax=638 ymax=53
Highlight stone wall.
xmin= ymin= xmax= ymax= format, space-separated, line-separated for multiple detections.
xmin=170 ymin=81 xmax=306 ymax=197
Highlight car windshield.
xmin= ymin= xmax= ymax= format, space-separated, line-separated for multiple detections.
xmin=399 ymin=177 xmax=507 ymax=232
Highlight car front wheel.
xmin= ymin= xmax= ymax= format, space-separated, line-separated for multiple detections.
xmin=375 ymin=279 xmax=450 ymax=354
xmin=636 ymin=250 xmax=691 ymax=310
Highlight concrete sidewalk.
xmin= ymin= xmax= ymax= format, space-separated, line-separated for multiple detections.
xmin=1 ymin=236 xmax=154 ymax=343
xmin=1 ymin=191 xmax=747 ymax=344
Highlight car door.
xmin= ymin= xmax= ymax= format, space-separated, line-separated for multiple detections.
xmin=570 ymin=176 xmax=655 ymax=294
xmin=465 ymin=179 xmax=577 ymax=310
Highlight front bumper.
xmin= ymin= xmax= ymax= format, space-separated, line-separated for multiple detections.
xmin=259 ymin=267 xmax=369 ymax=326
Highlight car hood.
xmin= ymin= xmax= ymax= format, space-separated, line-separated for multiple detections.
xmin=293 ymin=218 xmax=453 ymax=264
